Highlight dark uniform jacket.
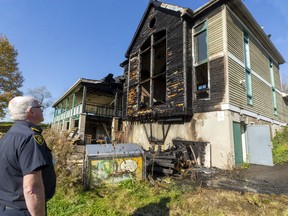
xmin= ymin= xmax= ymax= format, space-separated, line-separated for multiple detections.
xmin=0 ymin=120 xmax=56 ymax=210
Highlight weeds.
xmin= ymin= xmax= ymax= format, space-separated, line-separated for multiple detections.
xmin=37 ymin=126 xmax=288 ymax=215
xmin=47 ymin=179 xmax=288 ymax=216
xmin=272 ymin=126 xmax=288 ymax=164
xmin=43 ymin=128 xmax=83 ymax=189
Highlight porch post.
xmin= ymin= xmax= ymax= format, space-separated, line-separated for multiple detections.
xmin=114 ymin=91 xmax=118 ymax=116
xmin=82 ymin=85 xmax=87 ymax=113
xmin=72 ymin=93 xmax=76 ymax=108
xmin=78 ymin=113 xmax=87 ymax=144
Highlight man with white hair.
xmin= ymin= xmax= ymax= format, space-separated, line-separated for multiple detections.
xmin=0 ymin=96 xmax=56 ymax=216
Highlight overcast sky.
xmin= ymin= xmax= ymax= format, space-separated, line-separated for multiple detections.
xmin=0 ymin=0 xmax=287 ymax=123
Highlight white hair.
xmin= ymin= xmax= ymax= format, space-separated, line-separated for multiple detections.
xmin=8 ymin=96 xmax=38 ymax=121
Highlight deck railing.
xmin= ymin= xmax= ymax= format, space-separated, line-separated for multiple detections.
xmin=53 ymin=103 xmax=122 ymax=122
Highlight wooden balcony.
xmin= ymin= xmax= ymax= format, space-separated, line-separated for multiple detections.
xmin=53 ymin=103 xmax=122 ymax=122
xmin=85 ymin=103 xmax=122 ymax=117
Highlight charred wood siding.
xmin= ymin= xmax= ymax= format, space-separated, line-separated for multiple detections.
xmin=186 ymin=22 xmax=193 ymax=111
xmin=193 ymin=57 xmax=225 ymax=113
xmin=127 ymin=56 xmax=138 ymax=116
xmin=122 ymin=64 xmax=128 ymax=118
xmin=166 ymin=19 xmax=184 ymax=109
xmin=126 ymin=7 xmax=188 ymax=119
xmin=192 ymin=10 xmax=224 ymax=113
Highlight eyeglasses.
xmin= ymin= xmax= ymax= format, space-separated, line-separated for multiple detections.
xmin=32 ymin=106 xmax=44 ymax=111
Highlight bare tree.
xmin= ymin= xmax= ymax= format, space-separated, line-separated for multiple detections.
xmin=27 ymin=86 xmax=52 ymax=109
xmin=281 ymin=71 xmax=288 ymax=94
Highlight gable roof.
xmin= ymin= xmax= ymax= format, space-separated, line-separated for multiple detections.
xmin=227 ymin=0 xmax=285 ymax=64
xmin=51 ymin=78 xmax=102 ymax=107
xmin=124 ymin=0 xmax=193 ymax=58
xmin=52 ymin=75 xmax=124 ymax=107
xmin=124 ymin=0 xmax=285 ymax=64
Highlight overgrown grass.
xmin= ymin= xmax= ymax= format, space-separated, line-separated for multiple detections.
xmin=44 ymin=125 xmax=288 ymax=215
xmin=272 ymin=126 xmax=288 ymax=164
xmin=47 ymin=179 xmax=288 ymax=216
xmin=3 ymin=125 xmax=288 ymax=215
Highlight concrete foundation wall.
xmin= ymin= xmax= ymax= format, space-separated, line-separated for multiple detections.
xmin=123 ymin=110 xmax=284 ymax=169
xmin=123 ymin=111 xmax=233 ymax=169
xmin=192 ymin=111 xmax=233 ymax=169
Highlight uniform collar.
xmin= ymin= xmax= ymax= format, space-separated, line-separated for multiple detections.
xmin=14 ymin=120 xmax=43 ymax=133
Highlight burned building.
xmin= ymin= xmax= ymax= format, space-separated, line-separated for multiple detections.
xmin=51 ymin=75 xmax=123 ymax=144
xmin=120 ymin=0 xmax=287 ymax=169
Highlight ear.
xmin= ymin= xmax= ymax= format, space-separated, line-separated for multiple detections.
xmin=27 ymin=108 xmax=34 ymax=116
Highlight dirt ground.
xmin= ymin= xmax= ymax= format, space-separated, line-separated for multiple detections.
xmin=195 ymin=163 xmax=288 ymax=195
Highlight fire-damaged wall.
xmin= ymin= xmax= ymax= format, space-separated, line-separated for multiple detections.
xmin=193 ymin=57 xmax=226 ymax=113
xmin=120 ymin=1 xmax=288 ymax=170
xmin=120 ymin=2 xmax=231 ymax=168
xmin=123 ymin=5 xmax=192 ymax=120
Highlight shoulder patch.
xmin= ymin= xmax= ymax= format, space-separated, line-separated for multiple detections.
xmin=34 ymin=135 xmax=45 ymax=145
xmin=31 ymin=127 xmax=41 ymax=132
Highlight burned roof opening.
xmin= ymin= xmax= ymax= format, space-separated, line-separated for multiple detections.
xmin=149 ymin=17 xmax=157 ymax=28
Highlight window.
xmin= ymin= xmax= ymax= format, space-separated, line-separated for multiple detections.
xmin=194 ymin=21 xmax=209 ymax=99
xmin=149 ymin=17 xmax=156 ymax=29
xmin=139 ymin=30 xmax=167 ymax=108
xmin=270 ymin=60 xmax=277 ymax=115
xmin=194 ymin=22 xmax=208 ymax=64
xmin=244 ymin=31 xmax=253 ymax=105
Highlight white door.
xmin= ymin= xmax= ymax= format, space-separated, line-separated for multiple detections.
xmin=246 ymin=125 xmax=273 ymax=166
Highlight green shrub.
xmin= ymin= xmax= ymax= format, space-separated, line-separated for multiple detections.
xmin=272 ymin=126 xmax=288 ymax=164
xmin=0 ymin=121 xmax=13 ymax=133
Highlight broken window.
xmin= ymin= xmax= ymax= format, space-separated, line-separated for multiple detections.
xmin=194 ymin=21 xmax=209 ymax=99
xmin=195 ymin=63 xmax=209 ymax=99
xmin=139 ymin=30 xmax=167 ymax=108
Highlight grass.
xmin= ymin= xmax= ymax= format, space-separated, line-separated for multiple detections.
xmin=2 ymin=125 xmax=288 ymax=215
xmin=47 ymin=179 xmax=288 ymax=216
xmin=45 ymin=125 xmax=288 ymax=216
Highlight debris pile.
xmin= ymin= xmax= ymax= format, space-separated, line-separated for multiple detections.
xmin=146 ymin=140 xmax=208 ymax=176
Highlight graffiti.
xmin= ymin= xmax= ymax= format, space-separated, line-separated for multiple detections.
xmin=89 ymin=157 xmax=143 ymax=186
xmin=91 ymin=160 xmax=117 ymax=179
xmin=120 ymin=159 xmax=137 ymax=172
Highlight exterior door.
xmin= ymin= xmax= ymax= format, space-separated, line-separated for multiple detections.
xmin=246 ymin=125 xmax=273 ymax=166
xmin=233 ymin=122 xmax=243 ymax=164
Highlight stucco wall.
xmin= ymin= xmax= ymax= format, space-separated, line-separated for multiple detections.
xmin=123 ymin=110 xmax=233 ymax=169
